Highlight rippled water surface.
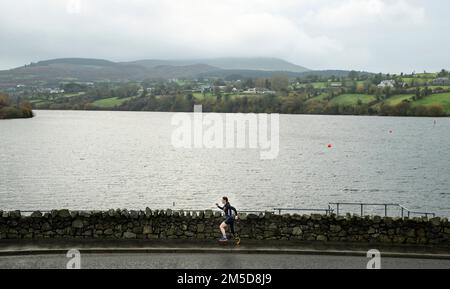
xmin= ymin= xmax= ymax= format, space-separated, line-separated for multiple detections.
xmin=1 ymin=110 xmax=449 ymax=217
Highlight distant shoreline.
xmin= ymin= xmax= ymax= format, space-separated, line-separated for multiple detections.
xmin=30 ymin=108 xmax=450 ymax=118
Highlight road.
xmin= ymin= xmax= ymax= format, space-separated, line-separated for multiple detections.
xmin=0 ymin=253 xmax=449 ymax=269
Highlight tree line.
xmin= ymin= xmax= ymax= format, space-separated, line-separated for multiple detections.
xmin=114 ymin=93 xmax=447 ymax=117
xmin=0 ymin=94 xmax=33 ymax=119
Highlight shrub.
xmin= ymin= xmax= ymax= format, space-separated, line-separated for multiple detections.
xmin=0 ymin=94 xmax=11 ymax=108
xmin=0 ymin=97 xmax=33 ymax=119
xmin=427 ymin=104 xmax=446 ymax=117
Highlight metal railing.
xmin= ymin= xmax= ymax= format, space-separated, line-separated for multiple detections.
xmin=328 ymin=202 xmax=436 ymax=218
xmin=8 ymin=203 xmax=437 ymax=218
xmin=274 ymin=207 xmax=334 ymax=216
xmin=398 ymin=205 xmax=436 ymax=218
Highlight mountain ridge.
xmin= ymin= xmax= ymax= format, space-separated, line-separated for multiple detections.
xmin=0 ymin=57 xmax=367 ymax=87
xmin=124 ymin=57 xmax=309 ymax=73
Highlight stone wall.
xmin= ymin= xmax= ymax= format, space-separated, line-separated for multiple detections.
xmin=0 ymin=209 xmax=449 ymax=246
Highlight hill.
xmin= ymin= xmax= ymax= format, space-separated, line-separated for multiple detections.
xmin=126 ymin=57 xmax=309 ymax=73
xmin=148 ymin=64 xmax=219 ymax=79
xmin=0 ymin=57 xmax=365 ymax=88
xmin=0 ymin=58 xmax=148 ymax=86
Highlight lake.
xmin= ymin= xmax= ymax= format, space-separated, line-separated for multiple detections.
xmin=0 ymin=110 xmax=449 ymax=217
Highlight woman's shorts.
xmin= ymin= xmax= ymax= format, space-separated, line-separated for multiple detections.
xmin=224 ymin=216 xmax=234 ymax=225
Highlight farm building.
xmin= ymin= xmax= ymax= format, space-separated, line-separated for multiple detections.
xmin=432 ymin=77 xmax=450 ymax=85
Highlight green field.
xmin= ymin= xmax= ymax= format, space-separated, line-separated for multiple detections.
xmin=30 ymin=98 xmax=45 ymax=104
xmin=30 ymin=99 xmax=51 ymax=108
xmin=193 ymin=92 xmax=250 ymax=101
xmin=429 ymin=86 xmax=450 ymax=91
xmin=414 ymin=72 xmax=437 ymax=78
xmin=329 ymin=94 xmax=377 ymax=106
xmin=192 ymin=92 xmax=214 ymax=100
xmin=62 ymin=92 xmax=85 ymax=98
xmin=297 ymin=82 xmax=328 ymax=89
xmin=92 ymin=97 xmax=134 ymax=108
xmin=305 ymin=93 xmax=328 ymax=103
xmin=401 ymin=77 xmax=432 ymax=86
xmin=383 ymin=94 xmax=415 ymax=106
xmin=413 ymin=93 xmax=450 ymax=112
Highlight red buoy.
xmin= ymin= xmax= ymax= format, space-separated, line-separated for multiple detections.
xmin=327 ymin=144 xmax=333 ymax=148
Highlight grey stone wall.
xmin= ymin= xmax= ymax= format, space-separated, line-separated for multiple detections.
xmin=0 ymin=209 xmax=449 ymax=246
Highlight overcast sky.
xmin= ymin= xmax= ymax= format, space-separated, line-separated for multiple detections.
xmin=0 ymin=0 xmax=449 ymax=73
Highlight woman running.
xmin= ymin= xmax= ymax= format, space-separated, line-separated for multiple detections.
xmin=216 ymin=197 xmax=238 ymax=242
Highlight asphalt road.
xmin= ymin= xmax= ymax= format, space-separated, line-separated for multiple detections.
xmin=0 ymin=253 xmax=449 ymax=269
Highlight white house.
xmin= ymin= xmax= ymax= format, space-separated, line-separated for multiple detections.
xmin=47 ymin=88 xmax=65 ymax=94
xmin=244 ymin=88 xmax=257 ymax=94
xmin=377 ymin=80 xmax=396 ymax=88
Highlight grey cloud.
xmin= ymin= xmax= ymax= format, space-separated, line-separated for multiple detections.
xmin=0 ymin=0 xmax=449 ymax=73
